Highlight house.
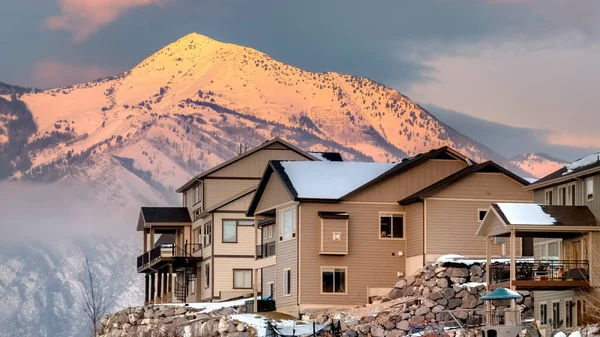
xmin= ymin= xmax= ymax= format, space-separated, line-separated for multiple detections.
xmin=136 ymin=138 xmax=343 ymax=304
xmin=246 ymin=147 xmax=534 ymax=316
xmin=476 ymin=151 xmax=600 ymax=335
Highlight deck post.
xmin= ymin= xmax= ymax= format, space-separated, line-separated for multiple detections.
xmin=163 ymin=271 xmax=168 ymax=301
xmin=157 ymin=271 xmax=162 ymax=303
xmin=143 ymin=229 xmax=148 ymax=253
xmin=509 ymin=229 xmax=517 ymax=300
xmin=253 ymin=268 xmax=258 ymax=313
xmin=168 ymin=264 xmax=173 ymax=302
xmin=486 ymin=236 xmax=492 ymax=291
xmin=150 ymin=228 xmax=155 ymax=249
xmin=150 ymin=273 xmax=155 ymax=303
xmin=145 ymin=274 xmax=149 ymax=304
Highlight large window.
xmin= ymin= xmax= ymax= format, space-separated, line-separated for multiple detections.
xmin=233 ymin=269 xmax=252 ymax=289
xmin=283 ymin=269 xmax=291 ymax=295
xmin=222 ymin=219 xmax=253 ymax=243
xmin=586 ymin=177 xmax=594 ymax=201
xmin=567 ymin=184 xmax=576 ymax=205
xmin=279 ymin=207 xmax=297 ymax=241
xmin=558 ymin=186 xmax=566 ymax=205
xmin=540 ymin=303 xmax=548 ymax=326
xmin=263 ymin=225 xmax=274 ymax=240
xmin=552 ymin=302 xmax=561 ymax=329
xmin=203 ymin=222 xmax=212 ymax=247
xmin=538 ymin=240 xmax=561 ymax=261
xmin=322 ymin=267 xmax=347 ymax=294
xmin=205 ymin=264 xmax=210 ymax=288
xmin=545 ymin=189 xmax=553 ymax=205
xmin=380 ymin=214 xmax=404 ymax=239
xmin=565 ymin=299 xmax=574 ymax=328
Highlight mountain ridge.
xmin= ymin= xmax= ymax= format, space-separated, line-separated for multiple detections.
xmin=510 ymin=152 xmax=567 ymax=179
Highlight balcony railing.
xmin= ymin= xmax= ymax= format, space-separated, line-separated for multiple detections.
xmin=482 ymin=309 xmax=521 ymax=326
xmin=137 ymin=243 xmax=201 ymax=271
xmin=490 ymin=260 xmax=589 ymax=283
xmin=256 ymin=242 xmax=276 ymax=259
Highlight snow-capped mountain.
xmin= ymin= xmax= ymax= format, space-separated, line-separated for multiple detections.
xmin=0 ymin=32 xmax=531 ymax=336
xmin=510 ymin=153 xmax=567 ymax=179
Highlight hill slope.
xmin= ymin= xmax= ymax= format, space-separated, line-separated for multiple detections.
xmin=511 ymin=153 xmax=567 ymax=179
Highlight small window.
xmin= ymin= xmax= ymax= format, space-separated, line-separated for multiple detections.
xmin=203 ymin=222 xmax=212 ymax=247
xmin=558 ymin=186 xmax=566 ymax=205
xmin=267 ymin=282 xmax=274 ymax=297
xmin=332 ymin=232 xmax=341 ymax=241
xmin=283 ymin=269 xmax=291 ymax=295
xmin=545 ymin=190 xmax=553 ymax=205
xmin=540 ymin=303 xmax=548 ymax=325
xmin=238 ymin=220 xmax=254 ymax=226
xmin=322 ymin=267 xmax=347 ymax=294
xmin=565 ymin=300 xmax=573 ymax=328
xmin=194 ymin=208 xmax=202 ymax=220
xmin=222 ymin=220 xmax=237 ymax=243
xmin=478 ymin=210 xmax=487 ymax=222
xmin=586 ymin=177 xmax=594 ymax=201
xmin=205 ymin=264 xmax=210 ymax=288
xmin=193 ymin=184 xmax=201 ymax=204
xmin=265 ymin=225 xmax=273 ymax=239
xmin=233 ymin=269 xmax=252 ymax=289
xmin=567 ymin=184 xmax=576 ymax=205
xmin=380 ymin=214 xmax=404 ymax=239
xmin=279 ymin=207 xmax=297 ymax=241
xmin=189 ymin=278 xmax=196 ymax=295
xmin=552 ymin=302 xmax=561 ymax=329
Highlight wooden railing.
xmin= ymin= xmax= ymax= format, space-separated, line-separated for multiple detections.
xmin=482 ymin=309 xmax=521 ymax=326
xmin=490 ymin=260 xmax=589 ymax=283
xmin=137 ymin=243 xmax=201 ymax=270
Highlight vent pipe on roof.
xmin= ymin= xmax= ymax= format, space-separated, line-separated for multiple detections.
xmin=238 ymin=143 xmax=243 ymax=155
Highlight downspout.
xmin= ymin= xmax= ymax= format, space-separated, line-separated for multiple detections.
xmin=423 ymin=200 xmax=427 ymax=267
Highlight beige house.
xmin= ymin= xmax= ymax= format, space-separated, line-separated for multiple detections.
xmin=172 ymin=139 xmax=342 ymax=302
xmin=477 ymin=151 xmax=600 ymax=334
xmin=246 ymin=147 xmax=534 ymax=316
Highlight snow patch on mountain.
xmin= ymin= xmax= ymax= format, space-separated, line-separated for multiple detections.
xmin=511 ymin=153 xmax=567 ymax=179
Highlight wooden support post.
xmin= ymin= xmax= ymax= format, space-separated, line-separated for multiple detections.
xmin=510 ymin=229 xmax=517 ymax=298
xmin=150 ymin=228 xmax=155 ymax=250
xmin=168 ymin=264 xmax=173 ymax=301
xmin=157 ymin=271 xmax=162 ymax=303
xmin=145 ymin=274 xmax=149 ymax=304
xmin=143 ymin=229 xmax=148 ymax=253
xmin=486 ymin=236 xmax=492 ymax=292
xmin=150 ymin=273 xmax=155 ymax=303
xmin=163 ymin=272 xmax=168 ymax=300
xmin=253 ymin=268 xmax=258 ymax=313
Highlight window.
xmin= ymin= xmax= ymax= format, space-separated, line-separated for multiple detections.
xmin=552 ymin=302 xmax=561 ymax=329
xmin=540 ymin=303 xmax=548 ymax=325
xmin=183 ymin=192 xmax=187 ymax=207
xmin=205 ymin=264 xmax=210 ymax=288
xmin=558 ymin=186 xmax=566 ymax=205
xmin=279 ymin=207 xmax=297 ymax=241
xmin=586 ymin=177 xmax=594 ymax=201
xmin=545 ymin=189 xmax=553 ymax=205
xmin=223 ymin=220 xmax=238 ymax=243
xmin=263 ymin=225 xmax=273 ymax=240
xmin=478 ymin=210 xmax=488 ymax=222
xmin=268 ymin=282 xmax=274 ymax=297
xmin=189 ymin=278 xmax=196 ymax=295
xmin=322 ymin=267 xmax=347 ymax=294
xmin=193 ymin=184 xmax=201 ymax=204
xmin=565 ymin=299 xmax=573 ymax=328
xmin=193 ymin=228 xmax=201 ymax=251
xmin=380 ymin=214 xmax=404 ymax=239
xmin=332 ymin=232 xmax=341 ymax=241
xmin=538 ymin=240 xmax=561 ymax=261
xmin=238 ymin=220 xmax=254 ymax=226
xmin=233 ymin=269 xmax=252 ymax=289
xmin=203 ymin=222 xmax=212 ymax=247
xmin=567 ymin=184 xmax=576 ymax=206
xmin=283 ymin=269 xmax=291 ymax=295
xmin=194 ymin=208 xmax=202 ymax=221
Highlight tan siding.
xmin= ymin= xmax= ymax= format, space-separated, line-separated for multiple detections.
xmin=213 ymin=257 xmax=255 ymax=301
xmin=261 ymin=265 xmax=276 ymax=299
xmin=348 ymin=159 xmax=467 ymax=202
xmin=299 ymin=203 xmax=406 ymax=306
xmin=405 ymin=203 xmax=424 ymax=257
xmin=320 ymin=218 xmax=348 ymax=255
xmin=213 ymin=213 xmax=256 ymax=255
xmin=218 ymin=192 xmax=255 ymax=212
xmin=204 ymin=179 xmax=258 ymax=209
xmin=589 ymin=174 xmax=600 ymax=219
xmin=426 ymin=199 xmax=519 ymax=256
xmin=255 ymin=175 xmax=293 ymax=214
xmin=590 ymin=232 xmax=600 ymax=287
xmin=434 ymin=173 xmax=532 ymax=200
xmin=200 ymin=216 xmax=213 ymax=258
xmin=276 ymin=231 xmax=298 ymax=308
xmin=208 ymin=149 xmax=310 ymax=178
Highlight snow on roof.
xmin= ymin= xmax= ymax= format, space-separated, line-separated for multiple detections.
xmin=496 ymin=203 xmax=556 ymax=225
xmin=524 ymin=177 xmax=538 ymax=184
xmin=436 ymin=254 xmax=534 ymax=265
xmin=279 ymin=161 xmax=395 ymax=199
xmin=308 ymin=152 xmax=328 ymax=161
xmin=564 ymin=152 xmax=600 ymax=175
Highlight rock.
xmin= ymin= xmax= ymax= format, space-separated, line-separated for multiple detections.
xmin=400 ymin=313 xmax=412 ymax=321
xmin=376 ymin=311 xmax=390 ymax=319
xmin=406 ymin=276 xmax=416 ymax=286
xmin=436 ymin=278 xmax=449 ymax=288
xmin=523 ymin=297 xmax=533 ymax=308
xmin=128 ymin=313 xmax=139 ymax=325
xmin=143 ymin=309 xmax=154 ymax=319
xmin=519 ymin=290 xmax=530 ymax=297
xmin=371 ymin=325 xmax=385 ymax=337
xmin=467 ymin=287 xmax=478 ymax=295
xmin=461 ymin=295 xmax=479 ymax=309
xmin=441 ymin=288 xmax=455 ymax=299
xmin=424 ymin=299 xmax=437 ymax=308
xmin=236 ymin=323 xmax=247 ymax=332
xmin=408 ymin=316 xmax=424 ymax=325
xmin=589 ymin=327 xmax=600 ymax=335
xmin=122 ymin=323 xmax=131 ymax=330
xmin=424 ymin=270 xmax=436 ymax=281
xmin=383 ymin=320 xmax=396 ymax=330
xmin=435 ymin=266 xmax=446 ymax=274
xmin=450 ymin=277 xmax=467 ymax=284
xmin=359 ymin=326 xmax=371 ymax=335
xmin=422 ymin=287 xmax=430 ymax=298
xmin=218 ymin=317 xmax=236 ymax=334
xmin=402 ymin=286 xmax=416 ymax=296
xmin=395 ymin=279 xmax=407 ymax=289
xmin=432 ymin=305 xmax=445 ymax=314
xmin=230 ymin=332 xmax=250 ymax=337
xmin=388 ymin=315 xmax=401 ymax=324
xmin=359 ymin=316 xmax=376 ymax=324
xmin=174 ymin=307 xmax=187 ymax=315
xmin=221 ymin=307 xmax=237 ymax=315
xmin=428 ymin=292 xmax=442 ymax=301
xmin=446 ymin=267 xmax=468 ymax=278
xmin=448 ymin=299 xmax=462 ymax=310
xmin=386 ymin=329 xmax=405 ymax=337
xmin=414 ymin=277 xmax=423 ymax=286
xmin=455 ymin=289 xmax=469 ymax=299
xmin=466 ymin=316 xmax=481 ymax=326
xmin=140 ymin=318 xmax=152 ymax=325
xmin=470 ymin=265 xmax=483 ymax=276
xmin=426 ymin=312 xmax=435 ymax=321
xmin=436 ymin=298 xmax=448 ymax=306
xmin=388 ymin=288 xmax=404 ymax=299
xmin=415 ymin=306 xmax=430 ymax=316
xmin=471 ymin=276 xmax=482 ymax=283
xmin=453 ymin=310 xmax=469 ymax=320
xmin=348 ymin=330 xmax=359 ymax=337
xmin=396 ymin=321 xmax=410 ymax=331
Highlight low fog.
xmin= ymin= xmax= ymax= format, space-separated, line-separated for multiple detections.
xmin=0 ymin=181 xmax=139 ymax=242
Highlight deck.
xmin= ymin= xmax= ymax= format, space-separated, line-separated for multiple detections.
xmin=489 ymin=259 xmax=590 ymax=290
xmin=137 ymin=243 xmax=201 ymax=273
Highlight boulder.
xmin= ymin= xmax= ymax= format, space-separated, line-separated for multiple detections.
xmin=388 ymin=288 xmax=404 ymax=299
xmin=221 ymin=307 xmax=237 ymax=315
xmin=402 ymin=287 xmax=416 ymax=297
xmin=408 ymin=316 xmax=424 ymax=326
xmin=128 ymin=313 xmax=139 ymax=325
xmin=359 ymin=326 xmax=371 ymax=335
xmin=453 ymin=310 xmax=469 ymax=320
xmin=470 ymin=265 xmax=483 ymax=277
xmin=425 ymin=312 xmax=435 ymax=321
xmin=465 ymin=315 xmax=481 ymax=326
xmin=406 ymin=276 xmax=416 ymax=286
xmin=450 ymin=277 xmax=467 ymax=284
xmin=396 ymin=321 xmax=410 ymax=332
xmin=448 ymin=299 xmax=462 ymax=310
xmin=359 ymin=316 xmax=376 ymax=324
xmin=348 ymin=330 xmax=359 ymax=337
xmin=415 ymin=306 xmax=430 ymax=316
xmin=122 ymin=323 xmax=131 ymax=330
xmin=400 ymin=313 xmax=412 ymax=321
xmin=386 ymin=329 xmax=405 ymax=337
xmin=424 ymin=299 xmax=437 ymax=308
xmin=424 ymin=270 xmax=436 ymax=281
xmin=523 ymin=297 xmax=533 ymax=309
xmin=237 ymin=323 xmax=247 ymax=332
xmin=388 ymin=315 xmax=402 ymax=324
xmin=461 ymin=295 xmax=479 ymax=309
xmin=436 ymin=278 xmax=449 ymax=289
xmin=218 ymin=317 xmax=236 ymax=334
xmin=441 ymin=288 xmax=455 ymax=299
xmin=395 ymin=279 xmax=407 ymax=289
xmin=432 ymin=305 xmax=445 ymax=314
xmin=446 ymin=267 xmax=468 ymax=278
xmin=428 ymin=292 xmax=443 ymax=301
xmin=455 ymin=289 xmax=469 ymax=299
xmin=436 ymin=298 xmax=448 ymax=306
xmin=467 ymin=287 xmax=478 ymax=295
xmin=371 ymin=325 xmax=385 ymax=337
xmin=174 ymin=307 xmax=187 ymax=315
xmin=382 ymin=320 xmax=396 ymax=330
xmin=230 ymin=333 xmax=250 ymax=337
xmin=414 ymin=277 xmax=423 ymax=286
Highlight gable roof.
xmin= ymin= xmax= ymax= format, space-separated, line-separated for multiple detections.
xmin=399 ymin=161 xmax=531 ymax=205
xmin=204 ymin=185 xmax=257 ymax=213
xmin=140 ymin=207 xmax=192 ymax=223
xmin=526 ymin=151 xmax=600 ymax=190
xmin=176 ymin=138 xmax=321 ymax=192
xmin=308 ymin=152 xmax=344 ymax=162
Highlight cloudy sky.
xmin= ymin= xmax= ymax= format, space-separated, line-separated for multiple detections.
xmin=1 ymin=0 xmax=599 ymax=155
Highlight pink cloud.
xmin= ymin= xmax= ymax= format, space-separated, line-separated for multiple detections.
xmin=31 ymin=60 xmax=122 ymax=88
xmin=44 ymin=0 xmax=166 ymax=43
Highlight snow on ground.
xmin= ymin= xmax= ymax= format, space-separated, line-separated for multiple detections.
xmin=568 ymin=331 xmax=582 ymax=337
xmin=163 ymin=298 xmax=248 ymax=313
xmin=565 ymin=152 xmax=600 ymax=174
xmin=555 ymin=332 xmax=567 ymax=337
xmin=231 ymin=314 xmax=297 ymax=337
xmin=496 ymin=203 xmax=556 ymax=225
xmin=436 ymin=254 xmax=534 ymax=265
xmin=279 ymin=161 xmax=395 ymax=199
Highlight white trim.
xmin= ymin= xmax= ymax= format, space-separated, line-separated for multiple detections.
xmin=545 ymin=188 xmax=554 ymax=205
xmin=378 ymin=211 xmax=406 ymax=240
xmin=340 ymin=201 xmax=401 ymax=205
xmin=278 ymin=205 xmax=297 ymax=242
xmin=282 ymin=268 xmax=291 ymax=297
xmin=551 ymin=300 xmax=562 ymax=329
xmin=427 ymin=197 xmax=534 ymax=203
xmin=535 ymin=239 xmax=562 ymax=260
xmin=266 ymin=281 xmax=275 ymax=297
xmin=477 ymin=208 xmax=488 ymax=223
xmin=320 ymin=266 xmax=348 ymax=295
xmin=566 ymin=182 xmax=577 ymax=206
xmin=557 ymin=184 xmax=567 ymax=205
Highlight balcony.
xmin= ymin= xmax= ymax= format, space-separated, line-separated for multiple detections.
xmin=256 ymin=242 xmax=276 ymax=259
xmin=490 ymin=260 xmax=590 ymax=290
xmin=482 ymin=309 xmax=521 ymax=326
xmin=137 ymin=243 xmax=202 ymax=273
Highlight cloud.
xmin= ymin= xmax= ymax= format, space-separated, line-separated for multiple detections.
xmin=31 ymin=60 xmax=121 ymax=88
xmin=44 ymin=0 xmax=166 ymax=43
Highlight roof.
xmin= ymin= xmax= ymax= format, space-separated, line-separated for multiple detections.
xmin=155 ymin=234 xmax=175 ymax=246
xmin=492 ymin=203 xmax=597 ymax=227
xmin=203 ymin=185 xmax=257 ymax=213
xmin=308 ymin=152 xmax=344 ymax=162
xmin=399 ymin=161 xmax=531 ymax=205
xmin=480 ymin=288 xmax=522 ymax=300
xmin=176 ymin=138 xmax=320 ymax=192
xmin=140 ymin=207 xmax=192 ymax=223
xmin=527 ymin=151 xmax=600 ymax=189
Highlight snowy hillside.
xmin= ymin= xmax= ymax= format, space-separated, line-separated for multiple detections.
xmin=511 ymin=153 xmax=567 ymax=179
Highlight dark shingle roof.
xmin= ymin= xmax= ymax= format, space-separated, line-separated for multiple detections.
xmin=155 ymin=234 xmax=176 ymax=246
xmin=309 ymin=152 xmax=344 ymax=162
xmin=532 ymin=152 xmax=600 ymax=186
xmin=140 ymin=207 xmax=191 ymax=223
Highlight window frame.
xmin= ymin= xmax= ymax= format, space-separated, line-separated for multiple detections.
xmin=232 ymin=269 xmax=253 ymax=289
xmin=183 ymin=192 xmax=187 ymax=207
xmin=278 ymin=206 xmax=297 ymax=242
xmin=558 ymin=185 xmax=567 ymax=205
xmin=320 ymin=266 xmax=348 ymax=295
xmin=263 ymin=225 xmax=273 ymax=240
xmin=203 ymin=221 xmax=212 ymax=247
xmin=567 ymin=183 xmax=576 ymax=206
xmin=477 ymin=209 xmax=488 ymax=222
xmin=535 ymin=239 xmax=562 ymax=260
xmin=193 ymin=184 xmax=202 ymax=205
xmin=545 ymin=188 xmax=554 ymax=205
xmin=222 ymin=219 xmax=239 ymax=243
xmin=539 ymin=302 xmax=548 ymax=326
xmin=266 ymin=281 xmax=274 ymax=297
xmin=552 ymin=300 xmax=561 ymax=329
xmin=565 ymin=297 xmax=574 ymax=328
xmin=378 ymin=212 xmax=406 ymax=240
xmin=205 ymin=264 xmax=210 ymax=288
xmin=586 ymin=177 xmax=594 ymax=201
xmin=282 ymin=268 xmax=292 ymax=296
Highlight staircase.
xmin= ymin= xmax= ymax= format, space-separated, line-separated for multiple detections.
xmin=173 ymin=266 xmax=197 ymax=303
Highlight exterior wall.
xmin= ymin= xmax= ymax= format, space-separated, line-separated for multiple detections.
xmin=298 ymin=202 xmax=406 ymax=307
xmin=213 ymin=212 xmax=256 ymax=256
xmin=218 ymin=192 xmax=255 ymax=212
xmin=320 ymin=218 xmax=348 ymax=255
xmin=261 ymin=265 xmax=276 ymax=299
xmin=534 ymin=290 xmax=579 ymax=336
xmin=199 ymin=259 xmax=212 ymax=301
xmin=207 ymin=149 xmax=309 ymax=178
xmin=275 ymin=226 xmax=298 ymax=309
xmin=405 ymin=203 xmax=423 ymax=258
xmin=433 ymin=173 xmax=533 ymax=201
xmin=204 ymin=179 xmax=258 ymax=210
xmin=590 ymin=232 xmax=600 ymax=287
xmin=347 ymin=159 xmax=467 ymax=203
xmin=533 ymin=173 xmax=600 ymax=218
xmin=213 ymin=256 xmax=255 ymax=301
xmin=255 ymin=175 xmax=294 ymax=214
